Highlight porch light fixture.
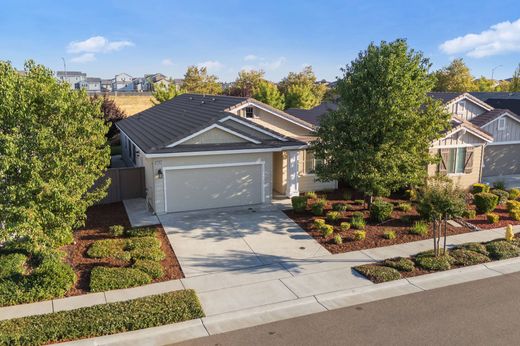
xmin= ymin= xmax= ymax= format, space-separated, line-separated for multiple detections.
xmin=157 ymin=168 xmax=163 ymax=179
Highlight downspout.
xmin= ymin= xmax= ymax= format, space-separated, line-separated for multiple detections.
xmin=479 ymin=143 xmax=486 ymax=183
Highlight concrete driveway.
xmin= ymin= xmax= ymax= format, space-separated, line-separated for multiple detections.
xmin=159 ymin=206 xmax=329 ymax=277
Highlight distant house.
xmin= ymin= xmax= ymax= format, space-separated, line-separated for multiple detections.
xmin=173 ymin=78 xmax=184 ymax=91
xmin=101 ymin=79 xmax=113 ymax=92
xmin=86 ymin=77 xmax=101 ymax=92
xmin=113 ymin=73 xmax=134 ymax=92
xmin=56 ymin=71 xmax=86 ymax=89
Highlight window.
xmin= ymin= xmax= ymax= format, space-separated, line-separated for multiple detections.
xmin=456 ymin=101 xmax=466 ymax=115
xmin=245 ymin=107 xmax=254 ymax=118
xmin=304 ymin=151 xmax=323 ymax=174
xmin=445 ymin=148 xmax=466 ymax=174
xmin=498 ymin=117 xmax=506 ymax=131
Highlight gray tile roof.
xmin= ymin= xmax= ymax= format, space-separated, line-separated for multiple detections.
xmin=116 ymin=93 xmax=305 ymax=154
xmin=56 ymin=71 xmax=86 ymax=77
xmin=427 ymin=92 xmax=463 ymax=103
xmin=470 ymin=109 xmax=520 ymax=127
xmin=285 ymin=102 xmax=338 ymax=125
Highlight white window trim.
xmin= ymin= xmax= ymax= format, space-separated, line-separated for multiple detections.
xmin=457 ymin=100 xmax=466 ymax=115
xmin=445 ymin=147 xmax=467 ymax=175
xmin=498 ymin=117 xmax=506 ymax=131
xmin=162 ymin=161 xmax=265 ymax=212
xmin=231 ymin=102 xmax=315 ymax=131
xmin=166 ymin=124 xmax=261 ymax=148
xmin=219 ymin=116 xmax=288 ymax=141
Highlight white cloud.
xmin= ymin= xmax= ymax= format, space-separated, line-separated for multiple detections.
xmin=197 ymin=60 xmax=224 ymax=71
xmin=162 ymin=58 xmax=173 ymax=66
xmin=244 ymin=54 xmax=259 ymax=61
xmin=67 ymin=36 xmax=134 ymax=54
xmin=439 ymin=18 xmax=520 ymax=58
xmin=70 ymin=53 xmax=96 ymax=63
xmin=259 ymin=56 xmax=286 ymax=71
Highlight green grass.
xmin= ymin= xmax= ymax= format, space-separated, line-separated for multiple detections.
xmin=89 ymin=267 xmax=152 ymax=292
xmin=0 ymin=290 xmax=204 ymax=346
xmin=353 ymin=265 xmax=400 ymax=283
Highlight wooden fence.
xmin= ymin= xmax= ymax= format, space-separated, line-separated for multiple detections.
xmin=93 ymin=167 xmax=145 ymax=205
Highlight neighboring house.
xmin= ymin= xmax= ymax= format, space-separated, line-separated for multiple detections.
xmin=286 ymin=102 xmax=338 ymax=125
xmin=116 ymin=93 xmax=337 ymax=214
xmin=112 ymin=73 xmax=134 ymax=91
xmin=101 ymin=79 xmax=113 ymax=92
xmin=86 ymin=77 xmax=101 ymax=92
xmin=173 ymin=78 xmax=184 ymax=91
xmin=56 ymin=71 xmax=86 ymax=89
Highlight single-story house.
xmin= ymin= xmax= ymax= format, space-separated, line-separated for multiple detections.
xmin=116 ymin=93 xmax=337 ymax=214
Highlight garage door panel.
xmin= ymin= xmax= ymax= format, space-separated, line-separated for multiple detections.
xmin=165 ymin=164 xmax=263 ymax=213
xmin=483 ymin=144 xmax=520 ymax=177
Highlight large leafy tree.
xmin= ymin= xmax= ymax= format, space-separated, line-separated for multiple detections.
xmin=228 ymin=69 xmax=265 ymax=97
xmin=313 ymin=39 xmax=451 ymax=199
xmin=432 ymin=58 xmax=475 ymax=92
xmin=279 ymin=66 xmax=327 ymax=109
xmin=510 ymin=63 xmax=520 ymax=92
xmin=252 ymin=80 xmax=285 ymax=110
xmin=0 ymin=61 xmax=110 ymax=248
xmin=182 ymin=66 xmax=222 ymax=94
xmin=474 ymin=76 xmax=496 ymax=92
xmin=151 ymin=82 xmax=184 ymax=104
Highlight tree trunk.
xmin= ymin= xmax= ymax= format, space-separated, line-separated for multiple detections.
xmin=443 ymin=213 xmax=448 ymax=253
xmin=433 ymin=220 xmax=437 ymax=256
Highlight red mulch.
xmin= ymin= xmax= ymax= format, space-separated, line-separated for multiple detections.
xmin=285 ymin=196 xmax=475 ymax=254
xmin=61 ymin=202 xmax=183 ymax=296
xmin=465 ymin=204 xmax=520 ymax=230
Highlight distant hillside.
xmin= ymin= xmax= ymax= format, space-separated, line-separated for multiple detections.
xmin=109 ymin=94 xmax=155 ymax=116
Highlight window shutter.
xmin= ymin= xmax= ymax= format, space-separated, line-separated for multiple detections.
xmin=464 ymin=147 xmax=474 ymax=174
xmin=439 ymin=149 xmax=449 ymax=174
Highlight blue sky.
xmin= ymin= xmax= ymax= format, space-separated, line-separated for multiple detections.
xmin=1 ymin=0 xmax=520 ymax=82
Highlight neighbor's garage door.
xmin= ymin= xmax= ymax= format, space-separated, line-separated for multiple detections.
xmin=164 ymin=163 xmax=264 ymax=213
xmin=483 ymin=144 xmax=520 ymax=177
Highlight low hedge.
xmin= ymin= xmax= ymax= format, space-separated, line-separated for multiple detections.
xmin=132 ymin=260 xmax=165 ymax=279
xmin=474 ymin=192 xmax=499 ymax=214
xmin=353 ymin=265 xmax=400 ymax=283
xmin=0 ymin=290 xmax=205 ymax=346
xmin=90 ymin=267 xmax=152 ymax=292
xmin=87 ymin=236 xmax=165 ymax=262
xmin=87 ymin=239 xmax=131 ymax=261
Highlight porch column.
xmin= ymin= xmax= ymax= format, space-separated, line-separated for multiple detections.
xmin=286 ymin=150 xmax=300 ymax=197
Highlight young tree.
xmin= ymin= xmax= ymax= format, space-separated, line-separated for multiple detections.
xmin=432 ymin=58 xmax=475 ymax=92
xmin=151 ymin=82 xmax=184 ymax=104
xmin=510 ymin=64 xmax=520 ymax=92
xmin=474 ymin=76 xmax=496 ymax=92
xmin=252 ymin=80 xmax=285 ymax=110
xmin=182 ymin=66 xmax=222 ymax=94
xmin=279 ymin=66 xmax=327 ymax=109
xmin=0 ymin=61 xmax=110 ymax=248
xmin=416 ymin=175 xmax=467 ymax=255
xmin=313 ymin=39 xmax=451 ymax=201
xmin=229 ymin=69 xmax=265 ymax=97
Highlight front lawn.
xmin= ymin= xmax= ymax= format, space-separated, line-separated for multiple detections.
xmin=0 ymin=290 xmax=204 ymax=346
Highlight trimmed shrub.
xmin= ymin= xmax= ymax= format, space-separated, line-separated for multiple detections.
xmin=493 ymin=181 xmax=506 ymax=190
xmin=320 ymin=224 xmax=334 ymax=237
xmin=90 ymin=267 xmax=152 ymax=292
xmin=404 ymin=189 xmax=417 ymax=201
xmin=486 ymin=213 xmax=499 ymax=224
xmin=0 ymin=290 xmax=204 ymax=346
xmin=457 ymin=242 xmax=489 ymax=256
xmin=398 ymin=203 xmax=412 ymax=212
xmin=354 ymin=199 xmax=365 ymax=205
xmin=505 ymin=225 xmax=515 ymax=242
xmin=510 ymin=210 xmax=520 ymax=221
xmin=0 ymin=253 xmax=26 ymax=279
xmin=354 ymin=265 xmax=400 ymax=283
xmin=370 ymin=200 xmax=394 ymax=223
xmin=491 ymin=189 xmax=509 ymax=205
xmin=450 ymin=249 xmax=490 ymax=266
xmin=305 ymin=191 xmax=317 ymax=199
xmin=333 ymin=234 xmax=343 ymax=245
xmin=311 ymin=199 xmax=327 ymax=216
xmin=351 ymin=217 xmax=366 ymax=230
xmin=383 ymin=257 xmax=414 ymax=272
xmin=414 ymin=253 xmax=452 ymax=271
xmin=125 ymin=227 xmax=156 ymax=238
xmin=353 ymin=230 xmax=366 ymax=241
xmin=291 ymin=196 xmax=307 ymax=213
xmin=472 ymin=183 xmax=490 ymax=194
xmin=340 ymin=222 xmax=351 ymax=231
xmin=462 ymin=209 xmax=476 ymax=219
xmin=332 ymin=203 xmax=348 ymax=212
xmin=133 ymin=260 xmax=164 ymax=279
xmin=326 ymin=211 xmax=341 ymax=223
xmin=509 ymin=188 xmax=520 ymax=200
xmin=409 ymin=221 xmax=428 ymax=236
xmin=486 ymin=240 xmax=520 ymax=260
xmin=506 ymin=200 xmax=520 ymax=212
xmin=313 ymin=218 xmax=326 ymax=229
xmin=474 ymin=192 xmax=499 ymax=214
xmin=382 ymin=230 xmax=397 ymax=240
xmin=87 ymin=239 xmax=131 ymax=261
xmin=109 ymin=225 xmax=125 ymax=237
xmin=127 ymin=237 xmax=165 ymax=262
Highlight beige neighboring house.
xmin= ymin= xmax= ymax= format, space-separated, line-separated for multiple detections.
xmin=116 ymin=93 xmax=337 ymax=214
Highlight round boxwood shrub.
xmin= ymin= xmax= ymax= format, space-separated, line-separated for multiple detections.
xmin=370 ymin=200 xmax=393 ymax=223
xmin=450 ymin=249 xmax=490 ymax=266
xmin=354 ymin=265 xmax=401 ymax=283
xmin=486 ymin=241 xmax=520 ymax=260
xmin=472 ymin=183 xmax=490 ymax=194
xmin=326 ymin=211 xmax=341 ymax=223
xmin=474 ymin=192 xmax=499 ymax=214
xmin=353 ymin=230 xmax=366 ymax=241
xmin=311 ymin=199 xmax=326 ymax=216
xmin=462 ymin=209 xmax=477 ymax=219
xmin=291 ymin=196 xmax=307 ymax=213
xmin=506 ymin=200 xmax=520 ymax=212
xmin=313 ymin=218 xmax=326 ymax=229
xmin=320 ymin=224 xmax=334 ymax=237
xmin=509 ymin=188 xmax=520 ymax=200
xmin=491 ymin=189 xmax=509 ymax=205
xmin=510 ymin=209 xmax=520 ymax=221
xmin=383 ymin=257 xmax=414 ymax=272
xmin=486 ymin=212 xmax=500 ymax=224
xmin=333 ymin=234 xmax=343 ymax=245
xmin=340 ymin=222 xmax=351 ymax=231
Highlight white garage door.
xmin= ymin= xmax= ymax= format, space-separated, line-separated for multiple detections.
xmin=164 ymin=163 xmax=264 ymax=213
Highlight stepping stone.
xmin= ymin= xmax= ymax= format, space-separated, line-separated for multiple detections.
xmin=447 ymin=220 xmax=463 ymax=228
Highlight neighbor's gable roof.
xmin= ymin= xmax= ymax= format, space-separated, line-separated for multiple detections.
xmin=428 ymin=92 xmax=494 ymax=111
xmin=116 ymin=93 xmax=305 ymax=154
xmin=285 ymin=102 xmax=338 ymax=126
xmin=443 ymin=116 xmax=494 ymax=143
xmin=469 ymin=109 xmax=520 ymax=127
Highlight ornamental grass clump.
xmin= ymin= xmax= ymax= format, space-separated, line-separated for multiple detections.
xmin=313 ymin=218 xmax=326 ymax=229
xmin=398 ymin=203 xmax=412 ymax=212
xmin=382 ymin=230 xmax=397 ymax=240
xmin=353 ymin=230 xmax=366 ymax=241
xmin=409 ymin=221 xmax=428 ymax=236
xmin=332 ymin=203 xmax=348 ymax=211
xmin=333 ymin=234 xmax=343 ymax=245
xmin=320 ymin=224 xmax=334 ymax=237
xmin=326 ymin=211 xmax=341 ymax=223
xmin=340 ymin=222 xmax=351 ymax=231
xmin=311 ymin=199 xmax=327 ymax=216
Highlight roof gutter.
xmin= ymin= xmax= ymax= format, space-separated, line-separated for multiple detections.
xmin=143 ymin=145 xmax=308 ymax=159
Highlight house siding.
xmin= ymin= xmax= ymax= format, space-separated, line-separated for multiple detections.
xmin=432 ymin=131 xmax=486 ymax=147
xmin=447 ymin=100 xmax=487 ymax=121
xmin=234 ymin=106 xmax=313 ymax=137
xmin=182 ymin=127 xmax=248 ymax=145
xmin=482 ymin=116 xmax=520 ymax=142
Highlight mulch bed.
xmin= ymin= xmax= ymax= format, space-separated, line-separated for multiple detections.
xmin=465 ymin=204 xmax=520 ymax=230
xmin=61 ymin=202 xmax=183 ymax=296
